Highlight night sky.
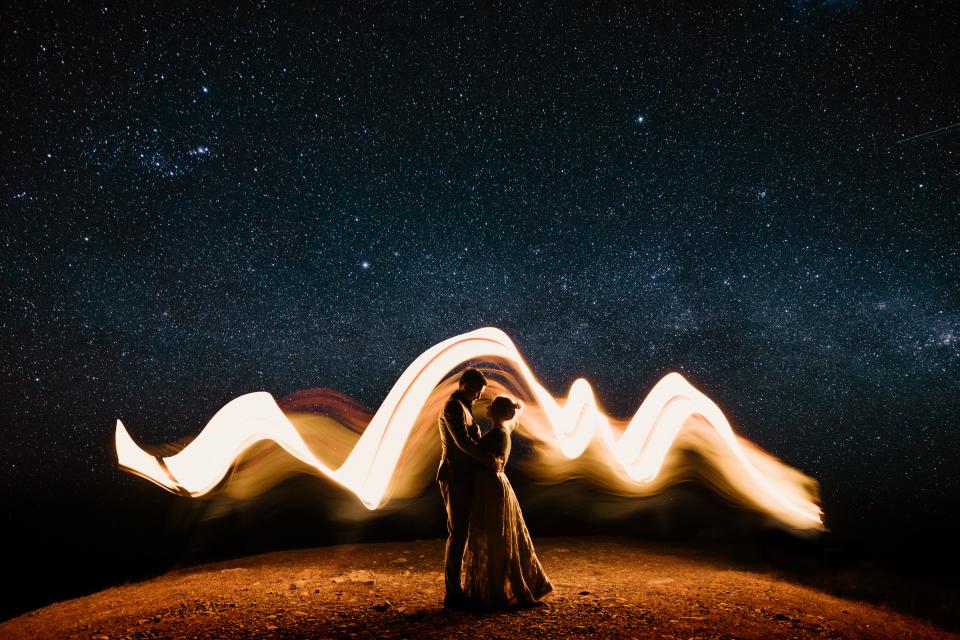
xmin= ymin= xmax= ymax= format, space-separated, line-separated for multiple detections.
xmin=2 ymin=0 xmax=958 ymax=615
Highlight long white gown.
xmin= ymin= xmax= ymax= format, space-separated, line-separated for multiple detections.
xmin=461 ymin=425 xmax=553 ymax=608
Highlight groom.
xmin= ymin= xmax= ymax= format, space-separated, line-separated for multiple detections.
xmin=436 ymin=368 xmax=502 ymax=609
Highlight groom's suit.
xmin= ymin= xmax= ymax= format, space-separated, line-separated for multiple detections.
xmin=437 ymin=390 xmax=493 ymax=597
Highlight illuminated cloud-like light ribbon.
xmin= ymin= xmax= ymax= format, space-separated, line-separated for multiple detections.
xmin=115 ymin=327 xmax=823 ymax=529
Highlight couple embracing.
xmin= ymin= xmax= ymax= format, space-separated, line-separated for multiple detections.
xmin=436 ymin=368 xmax=553 ymax=610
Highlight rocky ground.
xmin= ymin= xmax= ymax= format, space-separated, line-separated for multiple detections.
xmin=2 ymin=537 xmax=955 ymax=639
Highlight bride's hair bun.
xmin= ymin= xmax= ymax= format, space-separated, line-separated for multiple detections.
xmin=490 ymin=395 xmax=523 ymax=421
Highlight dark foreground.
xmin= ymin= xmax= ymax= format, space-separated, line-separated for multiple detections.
xmin=2 ymin=537 xmax=955 ymax=640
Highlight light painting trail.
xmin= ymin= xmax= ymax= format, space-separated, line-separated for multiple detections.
xmin=114 ymin=327 xmax=824 ymax=530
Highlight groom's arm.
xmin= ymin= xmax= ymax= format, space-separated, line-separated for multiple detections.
xmin=443 ymin=401 xmax=499 ymax=470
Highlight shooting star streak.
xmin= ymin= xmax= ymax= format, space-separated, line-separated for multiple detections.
xmin=895 ymin=121 xmax=960 ymax=145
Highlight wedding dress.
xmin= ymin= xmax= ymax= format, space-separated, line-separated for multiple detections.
xmin=461 ymin=425 xmax=553 ymax=608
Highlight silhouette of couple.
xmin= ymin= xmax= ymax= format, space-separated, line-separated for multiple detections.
xmin=436 ymin=368 xmax=553 ymax=610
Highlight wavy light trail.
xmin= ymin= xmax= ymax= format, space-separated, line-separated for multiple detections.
xmin=115 ymin=327 xmax=823 ymax=530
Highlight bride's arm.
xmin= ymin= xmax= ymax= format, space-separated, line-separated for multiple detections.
xmin=496 ymin=428 xmax=512 ymax=467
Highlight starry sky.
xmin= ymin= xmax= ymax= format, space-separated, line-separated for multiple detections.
xmin=2 ymin=0 xmax=958 ymax=542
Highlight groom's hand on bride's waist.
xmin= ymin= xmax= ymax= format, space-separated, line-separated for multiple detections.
xmin=489 ymin=456 xmax=504 ymax=472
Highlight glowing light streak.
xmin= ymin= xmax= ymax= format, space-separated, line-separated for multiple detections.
xmin=115 ymin=327 xmax=823 ymax=529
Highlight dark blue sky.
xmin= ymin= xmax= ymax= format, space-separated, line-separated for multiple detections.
xmin=2 ymin=1 xmax=958 ymax=520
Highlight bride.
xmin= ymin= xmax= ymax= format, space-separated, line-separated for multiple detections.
xmin=461 ymin=395 xmax=553 ymax=608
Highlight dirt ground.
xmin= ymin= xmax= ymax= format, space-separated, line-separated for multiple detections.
xmin=2 ymin=537 xmax=954 ymax=640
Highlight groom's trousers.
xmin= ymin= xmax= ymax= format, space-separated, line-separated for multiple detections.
xmin=439 ymin=478 xmax=472 ymax=596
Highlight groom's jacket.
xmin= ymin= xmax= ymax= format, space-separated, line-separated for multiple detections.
xmin=436 ymin=391 xmax=491 ymax=483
